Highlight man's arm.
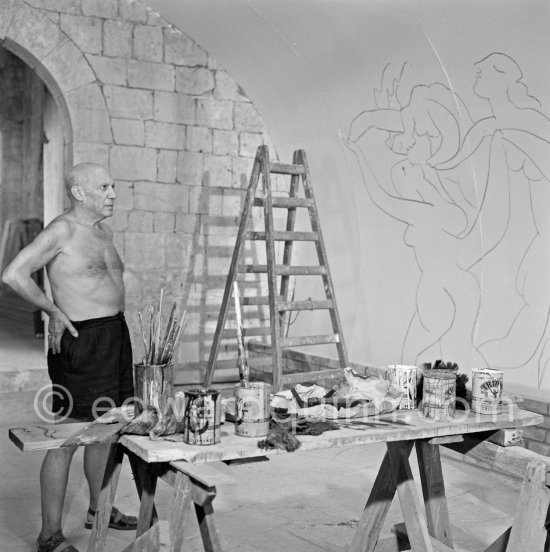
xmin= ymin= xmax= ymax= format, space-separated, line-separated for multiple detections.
xmin=2 ymin=220 xmax=78 ymax=353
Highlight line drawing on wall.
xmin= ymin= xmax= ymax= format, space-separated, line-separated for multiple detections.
xmin=346 ymin=53 xmax=550 ymax=387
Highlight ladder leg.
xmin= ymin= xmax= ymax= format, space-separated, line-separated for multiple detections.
xmin=261 ymin=146 xmax=284 ymax=392
xmin=278 ymin=150 xmax=301 ymax=336
xmin=297 ymin=149 xmax=349 ymax=369
xmin=203 ymin=149 xmax=262 ymax=388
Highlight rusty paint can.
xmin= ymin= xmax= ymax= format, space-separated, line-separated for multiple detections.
xmin=387 ymin=365 xmax=417 ymax=409
xmin=234 ymin=382 xmax=271 ymax=437
xmin=182 ymin=388 xmax=221 ymax=445
xmin=421 ymin=368 xmax=457 ymax=420
xmin=133 ymin=363 xmax=174 ymax=417
xmin=471 ymin=368 xmax=503 ymax=414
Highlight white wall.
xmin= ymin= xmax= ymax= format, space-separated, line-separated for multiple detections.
xmin=149 ymin=0 xmax=550 ymax=395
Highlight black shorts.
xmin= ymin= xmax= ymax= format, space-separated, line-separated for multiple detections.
xmin=48 ymin=312 xmax=134 ymax=421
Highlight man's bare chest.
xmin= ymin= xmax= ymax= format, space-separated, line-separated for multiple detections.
xmin=50 ymin=233 xmax=123 ymax=278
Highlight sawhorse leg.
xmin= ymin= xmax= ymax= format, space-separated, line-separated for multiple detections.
xmin=126 ymin=458 xmax=225 ymax=552
xmin=348 ymin=440 xmax=455 ymax=552
xmin=348 ymin=442 xmax=412 ymax=552
xmin=387 ymin=441 xmax=437 ymax=552
xmin=170 ymin=470 xmax=224 ymax=552
xmin=416 ymin=440 xmax=453 ymax=547
xmin=87 ymin=443 xmax=124 ymax=552
xmin=86 ymin=444 xmax=157 ymax=552
xmin=483 ymin=460 xmax=550 ymax=552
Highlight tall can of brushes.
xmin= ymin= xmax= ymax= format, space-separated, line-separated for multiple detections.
xmin=133 ymin=363 xmax=174 ymax=417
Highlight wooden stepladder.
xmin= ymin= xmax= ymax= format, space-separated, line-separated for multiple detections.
xmin=203 ymin=145 xmax=348 ymax=392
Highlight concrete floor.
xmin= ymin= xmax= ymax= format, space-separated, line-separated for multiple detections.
xmin=0 ymin=315 xmax=532 ymax=552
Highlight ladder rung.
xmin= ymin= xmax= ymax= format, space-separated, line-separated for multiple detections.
xmin=278 ymin=300 xmax=333 ymax=311
xmin=269 ymin=162 xmax=305 ymax=175
xmin=222 ymin=327 xmax=272 ymax=338
xmin=277 ymin=266 xmax=326 ymax=275
xmin=238 ymin=265 xmax=327 ymax=275
xmin=241 ymin=296 xmax=269 ymax=305
xmin=253 ymin=197 xmax=313 ymax=208
xmin=248 ymin=368 xmax=345 ymax=387
xmin=245 ymin=231 xmax=318 ymax=241
xmin=280 ymin=334 xmax=340 ymax=347
xmin=213 ymin=357 xmax=274 ymax=369
xmin=281 ymin=368 xmax=345 ymax=386
xmin=246 ymin=230 xmax=319 ymax=241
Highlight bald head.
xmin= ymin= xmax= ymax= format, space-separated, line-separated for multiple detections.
xmin=64 ymin=163 xmax=108 ymax=201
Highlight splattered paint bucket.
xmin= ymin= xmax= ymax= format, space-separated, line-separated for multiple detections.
xmin=471 ymin=368 xmax=503 ymax=414
xmin=133 ymin=363 xmax=174 ymax=417
xmin=182 ymin=388 xmax=221 ymax=445
xmin=387 ymin=365 xmax=417 ymax=409
xmin=421 ymin=369 xmax=457 ymax=420
xmin=234 ymin=382 xmax=271 ymax=437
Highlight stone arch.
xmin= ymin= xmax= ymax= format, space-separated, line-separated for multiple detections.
xmin=0 ymin=0 xmax=117 ymax=163
xmin=0 ymin=0 xmax=274 ymax=368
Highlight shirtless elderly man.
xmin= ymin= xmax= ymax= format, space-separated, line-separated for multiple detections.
xmin=2 ymin=163 xmax=136 ymax=552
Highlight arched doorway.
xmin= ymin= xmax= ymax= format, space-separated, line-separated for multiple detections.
xmin=0 ymin=44 xmax=68 ymax=371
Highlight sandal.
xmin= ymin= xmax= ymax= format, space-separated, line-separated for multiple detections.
xmin=36 ymin=531 xmax=79 ymax=552
xmin=85 ymin=506 xmax=137 ymax=531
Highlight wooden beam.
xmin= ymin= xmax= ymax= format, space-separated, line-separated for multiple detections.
xmin=415 ymin=441 xmax=453 ymax=547
xmin=506 ymin=460 xmax=550 ymax=551
xmin=443 ymin=435 xmax=550 ymax=485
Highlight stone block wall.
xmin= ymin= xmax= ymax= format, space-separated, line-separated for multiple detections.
xmin=0 ymin=0 xmax=286 ymax=368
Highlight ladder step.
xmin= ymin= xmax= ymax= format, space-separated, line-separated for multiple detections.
xmin=241 ymin=296 xmax=270 ymax=305
xmin=281 ymin=367 xmax=345 ymax=386
xmin=238 ymin=265 xmax=327 ymax=275
xmin=253 ymin=197 xmax=313 ymax=208
xmin=245 ymin=231 xmax=318 ymax=241
xmin=278 ymin=299 xmax=333 ymax=311
xmin=231 ymin=297 xmax=333 ymax=310
xmin=280 ymin=334 xmax=340 ymax=347
xmin=222 ymin=327 xmax=272 ymax=338
xmin=269 ymin=162 xmax=305 ymax=175
xmin=212 ymin=357 xmax=273 ymax=369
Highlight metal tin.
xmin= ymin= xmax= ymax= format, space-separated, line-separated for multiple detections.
xmin=133 ymin=363 xmax=174 ymax=417
xmin=387 ymin=365 xmax=417 ymax=409
xmin=182 ymin=388 xmax=221 ymax=445
xmin=234 ymin=382 xmax=271 ymax=437
xmin=421 ymin=369 xmax=457 ymax=420
xmin=471 ymin=368 xmax=503 ymax=414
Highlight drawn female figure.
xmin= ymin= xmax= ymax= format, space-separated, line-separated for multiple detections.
xmin=437 ymin=53 xmax=550 ymax=383
xmin=346 ymin=66 xmax=511 ymax=367
xmin=346 ymin=131 xmax=507 ymax=366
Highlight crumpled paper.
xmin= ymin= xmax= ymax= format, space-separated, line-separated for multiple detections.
xmin=271 ymin=368 xmax=402 ymax=420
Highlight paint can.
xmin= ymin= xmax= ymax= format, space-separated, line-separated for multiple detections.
xmin=234 ymin=382 xmax=271 ymax=437
xmin=471 ymin=368 xmax=503 ymax=414
xmin=421 ymin=368 xmax=457 ymax=420
xmin=182 ymin=388 xmax=221 ymax=445
xmin=387 ymin=365 xmax=417 ymax=409
xmin=133 ymin=363 xmax=174 ymax=417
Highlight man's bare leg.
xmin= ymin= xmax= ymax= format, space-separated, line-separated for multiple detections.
xmin=38 ymin=447 xmax=77 ymax=541
xmin=83 ymin=444 xmax=109 ymax=512
xmin=84 ymin=444 xmax=137 ymax=530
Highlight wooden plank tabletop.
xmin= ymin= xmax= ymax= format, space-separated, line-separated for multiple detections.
xmin=9 ymin=407 xmax=542 ymax=461
xmin=120 ymin=407 xmax=543 ymax=464
xmin=9 ymin=422 xmax=90 ymax=451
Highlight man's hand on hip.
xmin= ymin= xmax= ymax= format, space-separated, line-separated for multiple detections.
xmin=48 ymin=310 xmax=78 ymax=354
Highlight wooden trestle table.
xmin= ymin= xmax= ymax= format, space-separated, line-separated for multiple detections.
xmin=9 ymin=406 xmax=546 ymax=552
